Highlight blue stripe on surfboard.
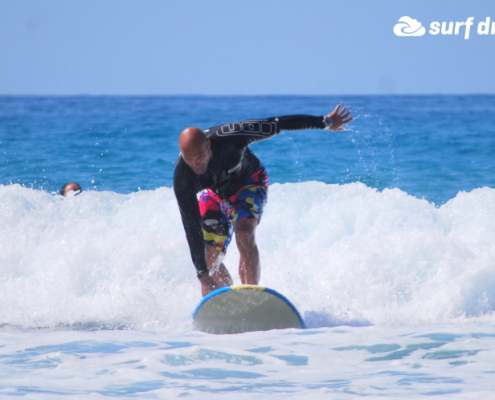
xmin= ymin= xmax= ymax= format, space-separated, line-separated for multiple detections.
xmin=264 ymin=287 xmax=306 ymax=329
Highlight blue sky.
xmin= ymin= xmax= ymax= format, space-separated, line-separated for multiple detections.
xmin=1 ymin=0 xmax=494 ymax=95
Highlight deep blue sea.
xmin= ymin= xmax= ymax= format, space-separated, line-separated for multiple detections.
xmin=1 ymin=95 xmax=495 ymax=398
xmin=2 ymin=95 xmax=495 ymax=204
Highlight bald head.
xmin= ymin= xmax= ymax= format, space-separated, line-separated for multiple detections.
xmin=179 ymin=127 xmax=212 ymax=174
xmin=179 ymin=127 xmax=208 ymax=152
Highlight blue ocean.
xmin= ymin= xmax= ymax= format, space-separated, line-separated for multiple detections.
xmin=1 ymin=95 xmax=495 ymax=398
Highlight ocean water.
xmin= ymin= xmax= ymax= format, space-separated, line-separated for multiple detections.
xmin=1 ymin=95 xmax=495 ymax=398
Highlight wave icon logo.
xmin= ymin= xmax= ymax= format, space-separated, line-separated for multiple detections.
xmin=394 ymin=16 xmax=426 ymax=36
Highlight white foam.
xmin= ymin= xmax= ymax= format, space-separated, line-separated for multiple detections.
xmin=1 ymin=182 xmax=495 ymax=331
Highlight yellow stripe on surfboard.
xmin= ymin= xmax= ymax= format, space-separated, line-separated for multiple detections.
xmin=230 ymin=284 xmax=266 ymax=291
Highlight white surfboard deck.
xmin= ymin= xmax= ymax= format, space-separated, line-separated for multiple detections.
xmin=192 ymin=285 xmax=305 ymax=334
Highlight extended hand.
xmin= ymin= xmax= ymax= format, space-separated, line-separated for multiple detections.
xmin=327 ymin=104 xmax=353 ymax=131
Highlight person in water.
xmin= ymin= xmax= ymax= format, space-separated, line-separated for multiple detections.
xmin=174 ymin=105 xmax=353 ymax=296
xmin=60 ymin=182 xmax=82 ymax=197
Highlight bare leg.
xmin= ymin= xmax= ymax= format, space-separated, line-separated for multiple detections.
xmin=199 ymin=274 xmax=219 ymax=297
xmin=234 ymin=218 xmax=260 ymax=285
xmin=206 ymin=245 xmax=233 ymax=287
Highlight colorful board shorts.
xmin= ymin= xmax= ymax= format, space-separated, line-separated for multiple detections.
xmin=199 ymin=166 xmax=269 ymax=253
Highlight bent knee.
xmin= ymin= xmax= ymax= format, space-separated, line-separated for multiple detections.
xmin=234 ymin=218 xmax=259 ymax=234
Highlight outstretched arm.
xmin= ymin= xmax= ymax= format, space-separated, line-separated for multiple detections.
xmin=204 ymin=105 xmax=354 ymax=145
xmin=325 ymin=104 xmax=354 ymax=131
xmin=275 ymin=104 xmax=353 ymax=133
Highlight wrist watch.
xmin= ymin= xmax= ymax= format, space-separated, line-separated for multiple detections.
xmin=323 ymin=115 xmax=333 ymax=129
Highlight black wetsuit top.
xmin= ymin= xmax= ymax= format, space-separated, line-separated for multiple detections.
xmin=173 ymin=114 xmax=327 ymax=277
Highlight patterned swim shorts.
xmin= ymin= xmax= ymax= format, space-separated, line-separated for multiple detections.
xmin=199 ymin=166 xmax=269 ymax=253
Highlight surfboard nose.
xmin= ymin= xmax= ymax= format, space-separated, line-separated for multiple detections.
xmin=192 ymin=285 xmax=305 ymax=334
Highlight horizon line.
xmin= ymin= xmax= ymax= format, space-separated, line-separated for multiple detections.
xmin=1 ymin=92 xmax=494 ymax=97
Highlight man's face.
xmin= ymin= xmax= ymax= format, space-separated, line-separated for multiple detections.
xmin=63 ymin=184 xmax=81 ymax=197
xmin=182 ymin=139 xmax=212 ymax=174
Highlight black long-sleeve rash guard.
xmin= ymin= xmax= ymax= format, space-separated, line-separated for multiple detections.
xmin=173 ymin=114 xmax=327 ymax=277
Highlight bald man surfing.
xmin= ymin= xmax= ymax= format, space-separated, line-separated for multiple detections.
xmin=174 ymin=105 xmax=353 ymax=296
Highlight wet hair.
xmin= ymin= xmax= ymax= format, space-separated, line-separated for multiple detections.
xmin=60 ymin=182 xmax=82 ymax=196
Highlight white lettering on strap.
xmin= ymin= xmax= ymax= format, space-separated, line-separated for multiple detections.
xmin=228 ymin=150 xmax=245 ymax=174
xmin=217 ymin=121 xmax=277 ymax=137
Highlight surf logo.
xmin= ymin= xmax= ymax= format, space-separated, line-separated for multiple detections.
xmin=394 ymin=16 xmax=495 ymax=39
xmin=393 ymin=16 xmax=426 ymax=36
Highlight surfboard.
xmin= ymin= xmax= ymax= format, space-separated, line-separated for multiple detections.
xmin=192 ymin=285 xmax=306 ymax=334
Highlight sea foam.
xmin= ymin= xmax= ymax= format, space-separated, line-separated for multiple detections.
xmin=1 ymin=182 xmax=494 ymax=332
